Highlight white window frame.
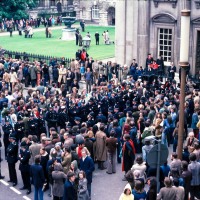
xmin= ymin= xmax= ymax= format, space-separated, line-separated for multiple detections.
xmin=92 ymin=5 xmax=99 ymax=19
xmin=157 ymin=28 xmax=173 ymax=63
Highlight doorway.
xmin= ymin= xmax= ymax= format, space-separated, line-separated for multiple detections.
xmin=107 ymin=7 xmax=115 ymax=25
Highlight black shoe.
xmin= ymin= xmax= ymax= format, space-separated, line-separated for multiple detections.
xmin=19 ymin=187 xmax=26 ymax=190
xmin=106 ymin=171 xmax=112 ymax=174
xmin=26 ymin=190 xmax=31 ymax=195
xmin=13 ymin=183 xmax=17 ymax=186
xmin=7 ymin=180 xmax=12 ymax=182
xmin=0 ymin=176 xmax=5 ymax=179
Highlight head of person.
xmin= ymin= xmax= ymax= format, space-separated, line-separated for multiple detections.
xmin=188 ymin=132 xmax=195 ymax=139
xmin=136 ymin=156 xmax=144 ymax=165
xmin=78 ymin=170 xmax=86 ymax=179
xmin=134 ymin=180 xmax=144 ymax=192
xmin=35 ymin=155 xmax=41 ymax=164
xmin=189 ymin=153 xmax=197 ymax=162
xmin=164 ymin=177 xmax=173 ymax=188
xmin=123 ymin=184 xmax=132 ymax=196
xmin=67 ymin=171 xmax=75 ymax=182
xmin=81 ymin=148 xmax=87 ymax=158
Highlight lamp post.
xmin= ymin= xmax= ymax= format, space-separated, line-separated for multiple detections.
xmin=178 ymin=10 xmax=190 ymax=159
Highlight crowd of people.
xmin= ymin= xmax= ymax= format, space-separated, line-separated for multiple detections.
xmin=0 ymin=16 xmax=62 ymax=37
xmin=0 ymin=48 xmax=199 ymax=200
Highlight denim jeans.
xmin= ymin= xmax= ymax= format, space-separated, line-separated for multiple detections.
xmin=34 ymin=186 xmax=43 ymax=200
xmin=161 ymin=131 xmax=168 ymax=147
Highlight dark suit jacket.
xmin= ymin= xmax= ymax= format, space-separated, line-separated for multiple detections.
xmin=30 ymin=163 xmax=45 ymax=188
xmin=63 ymin=180 xmax=76 ymax=200
xmin=80 ymin=156 xmax=95 ymax=184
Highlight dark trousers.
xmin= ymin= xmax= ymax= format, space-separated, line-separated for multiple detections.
xmin=190 ymin=185 xmax=200 ymax=200
xmin=3 ymin=138 xmax=9 ymax=159
xmin=76 ymin=38 xmax=78 ymax=45
xmin=117 ymin=142 xmax=121 ymax=164
xmin=25 ymin=75 xmax=29 ymax=87
xmin=8 ymin=163 xmax=17 ymax=183
xmin=86 ymin=80 xmax=92 ymax=93
xmin=43 ymin=74 xmax=49 ymax=86
xmin=173 ymin=138 xmax=178 ymax=152
xmin=21 ymin=170 xmax=31 ymax=190
xmin=96 ymin=39 xmax=99 ymax=45
xmin=53 ymin=196 xmax=62 ymax=200
xmin=87 ymin=182 xmax=91 ymax=197
xmin=31 ymin=79 xmax=36 ymax=87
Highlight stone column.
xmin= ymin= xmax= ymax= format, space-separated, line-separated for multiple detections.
xmin=99 ymin=11 xmax=108 ymax=26
xmin=45 ymin=0 xmax=50 ymax=8
xmin=125 ymin=0 xmax=137 ymax=65
xmin=137 ymin=0 xmax=150 ymax=67
xmin=115 ymin=0 xmax=126 ymax=65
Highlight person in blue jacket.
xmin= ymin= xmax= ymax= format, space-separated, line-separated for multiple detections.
xmin=63 ymin=171 xmax=76 ymax=200
xmin=79 ymin=148 xmax=95 ymax=197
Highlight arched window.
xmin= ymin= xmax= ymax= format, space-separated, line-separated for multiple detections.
xmin=92 ymin=5 xmax=99 ymax=19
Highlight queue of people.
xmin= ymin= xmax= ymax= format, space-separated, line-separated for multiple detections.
xmin=0 ymin=50 xmax=199 ymax=200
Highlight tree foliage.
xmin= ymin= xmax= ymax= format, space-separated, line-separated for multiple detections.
xmin=0 ymin=0 xmax=38 ymax=20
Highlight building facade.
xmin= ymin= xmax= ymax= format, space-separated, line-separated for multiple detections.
xmin=29 ymin=0 xmax=116 ymax=26
xmin=115 ymin=0 xmax=200 ymax=75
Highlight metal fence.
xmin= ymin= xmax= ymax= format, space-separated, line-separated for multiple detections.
xmin=3 ymin=50 xmax=72 ymax=68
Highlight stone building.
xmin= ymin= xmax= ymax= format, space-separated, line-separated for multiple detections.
xmin=29 ymin=0 xmax=116 ymax=26
xmin=115 ymin=0 xmax=200 ymax=75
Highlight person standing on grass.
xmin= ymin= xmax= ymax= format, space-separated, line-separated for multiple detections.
xmin=95 ymin=32 xmax=100 ymax=45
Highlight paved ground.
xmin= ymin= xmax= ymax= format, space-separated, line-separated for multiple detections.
xmin=0 ymin=142 xmax=175 ymax=200
xmin=0 ymin=147 xmax=125 ymax=200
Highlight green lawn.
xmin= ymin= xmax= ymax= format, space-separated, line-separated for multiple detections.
xmin=0 ymin=26 xmax=115 ymax=60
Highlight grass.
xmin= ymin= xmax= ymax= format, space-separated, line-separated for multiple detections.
xmin=0 ymin=26 xmax=115 ymax=60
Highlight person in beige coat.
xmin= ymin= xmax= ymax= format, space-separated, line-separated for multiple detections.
xmin=94 ymin=124 xmax=107 ymax=170
xmin=29 ymin=135 xmax=42 ymax=165
xmin=61 ymin=146 xmax=72 ymax=174
xmin=58 ymin=65 xmax=66 ymax=87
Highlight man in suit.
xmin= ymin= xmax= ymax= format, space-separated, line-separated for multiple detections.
xmin=7 ymin=134 xmax=18 ymax=186
xmin=79 ymin=148 xmax=95 ymax=197
xmin=29 ymin=135 xmax=42 ymax=165
xmin=63 ymin=172 xmax=76 ymax=200
xmin=30 ymin=155 xmax=45 ymax=200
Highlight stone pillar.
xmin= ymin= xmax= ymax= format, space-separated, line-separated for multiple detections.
xmin=125 ymin=0 xmax=136 ymax=65
xmin=45 ymin=0 xmax=49 ymax=8
xmin=131 ymin=1 xmax=138 ymax=63
xmin=99 ymin=11 xmax=108 ymax=26
xmin=115 ymin=0 xmax=126 ymax=65
xmin=137 ymin=0 xmax=150 ymax=68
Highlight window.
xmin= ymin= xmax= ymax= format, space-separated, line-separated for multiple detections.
xmin=50 ymin=0 xmax=56 ymax=6
xmin=158 ymin=28 xmax=172 ymax=62
xmin=92 ymin=5 xmax=99 ymax=19
xmin=38 ymin=0 xmax=45 ymax=7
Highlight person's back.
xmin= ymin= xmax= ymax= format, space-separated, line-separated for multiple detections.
xmin=157 ymin=177 xmax=177 ymax=200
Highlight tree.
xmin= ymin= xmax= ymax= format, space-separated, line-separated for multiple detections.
xmin=0 ymin=0 xmax=38 ymax=20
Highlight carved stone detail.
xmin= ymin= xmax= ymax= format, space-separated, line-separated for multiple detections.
xmin=153 ymin=0 xmax=177 ymax=8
